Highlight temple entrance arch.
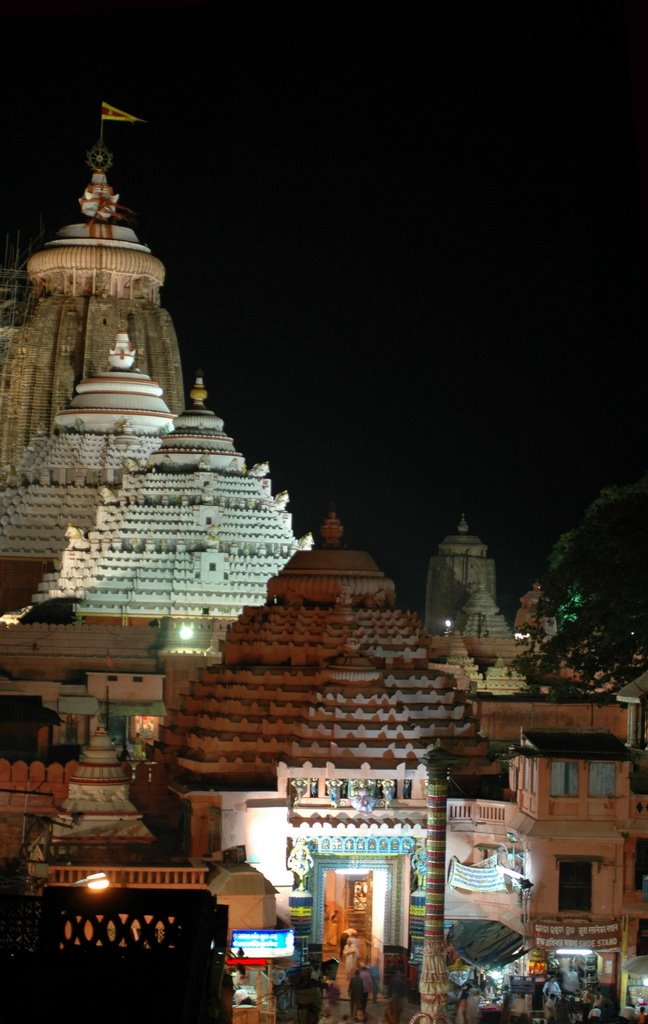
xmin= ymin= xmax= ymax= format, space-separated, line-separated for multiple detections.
xmin=307 ymin=835 xmax=416 ymax=965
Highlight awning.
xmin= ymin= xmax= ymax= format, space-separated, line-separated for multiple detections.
xmin=447 ymin=920 xmax=527 ymax=968
xmin=98 ymin=701 xmax=166 ymax=717
xmin=59 ymin=696 xmax=99 ymax=714
xmin=0 ymin=696 xmax=62 ymax=725
xmin=623 ymin=955 xmax=648 ymax=976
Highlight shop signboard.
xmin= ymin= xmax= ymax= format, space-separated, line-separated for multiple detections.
xmin=510 ymin=977 xmax=536 ymax=995
xmin=533 ymin=919 xmax=619 ymax=951
xmin=231 ymin=929 xmax=295 ymax=959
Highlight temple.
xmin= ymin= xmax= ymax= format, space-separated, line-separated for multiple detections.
xmin=0 ymin=128 xmax=647 ymax=1021
xmin=0 ymin=138 xmax=184 ymax=471
xmin=425 ymin=515 xmax=511 ymax=639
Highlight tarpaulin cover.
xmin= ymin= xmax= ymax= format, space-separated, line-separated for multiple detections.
xmin=447 ymin=919 xmax=527 ymax=968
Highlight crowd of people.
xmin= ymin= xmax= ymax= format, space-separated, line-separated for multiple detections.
xmin=541 ymin=969 xmax=646 ymax=1024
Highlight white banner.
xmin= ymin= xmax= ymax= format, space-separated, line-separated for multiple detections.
xmin=447 ymin=854 xmax=508 ymax=893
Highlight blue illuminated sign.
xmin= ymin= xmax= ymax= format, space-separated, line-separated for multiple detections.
xmin=231 ymin=929 xmax=295 ymax=959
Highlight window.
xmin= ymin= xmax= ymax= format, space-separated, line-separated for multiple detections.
xmin=550 ymin=761 xmax=579 ymax=796
xmin=559 ymin=860 xmax=592 ymax=911
xmin=635 ymin=840 xmax=648 ymax=891
xmin=588 ymin=762 xmax=616 ymax=797
xmin=524 ymin=758 xmax=537 ymax=794
xmin=207 ymin=806 xmax=222 ymax=855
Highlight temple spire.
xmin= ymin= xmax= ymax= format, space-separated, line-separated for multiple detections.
xmin=320 ymin=505 xmax=344 ymax=549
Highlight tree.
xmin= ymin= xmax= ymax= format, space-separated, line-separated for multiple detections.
xmin=516 ymin=472 xmax=648 ymax=691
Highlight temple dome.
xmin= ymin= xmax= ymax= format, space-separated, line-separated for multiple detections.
xmin=148 ymin=370 xmax=244 ymax=470
xmin=27 ymin=140 xmax=165 ymax=301
xmin=437 ymin=513 xmax=488 ymax=557
xmin=54 ymin=329 xmax=174 ymax=435
xmin=267 ymin=508 xmax=396 ymax=607
xmin=28 ymin=244 xmax=164 ymax=280
xmin=66 ymin=726 xmax=130 ymax=786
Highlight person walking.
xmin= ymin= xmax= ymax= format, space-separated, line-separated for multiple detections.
xmin=388 ymin=969 xmax=408 ymax=1024
xmin=326 ymin=909 xmax=340 ymax=948
xmin=466 ymin=984 xmax=481 ymax=1024
xmin=456 ymin=985 xmax=470 ymax=1024
xmin=326 ymin=980 xmax=341 ymax=1012
xmin=359 ymin=964 xmax=372 ymax=1012
xmin=369 ymin=962 xmax=381 ymax=1003
xmin=344 ymin=935 xmax=361 ymax=977
xmin=349 ymin=970 xmax=365 ymax=1021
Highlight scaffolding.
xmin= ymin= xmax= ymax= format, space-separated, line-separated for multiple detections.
xmin=0 ymin=227 xmax=42 ymax=366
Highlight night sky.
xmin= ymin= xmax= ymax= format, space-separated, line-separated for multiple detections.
xmin=1 ymin=1 xmax=646 ymax=623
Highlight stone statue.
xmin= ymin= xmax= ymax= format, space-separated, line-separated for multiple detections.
xmin=65 ymin=524 xmax=90 ymax=550
xmin=99 ymin=485 xmax=118 ymax=504
xmin=287 ymin=837 xmax=314 ymax=892
xmin=411 ymin=841 xmax=427 ymax=891
xmin=273 ymin=490 xmax=289 ymax=509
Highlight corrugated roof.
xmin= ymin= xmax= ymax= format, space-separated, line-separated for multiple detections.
xmin=516 ymin=730 xmax=631 ymax=760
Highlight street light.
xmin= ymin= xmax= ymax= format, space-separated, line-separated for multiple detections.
xmin=71 ymin=872 xmax=110 ymax=890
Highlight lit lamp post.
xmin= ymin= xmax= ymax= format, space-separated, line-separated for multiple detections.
xmin=72 ymin=872 xmax=110 ymax=890
xmin=411 ymin=741 xmax=462 ymax=1024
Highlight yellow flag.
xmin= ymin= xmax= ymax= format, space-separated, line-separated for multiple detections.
xmin=101 ymin=101 xmax=146 ymax=123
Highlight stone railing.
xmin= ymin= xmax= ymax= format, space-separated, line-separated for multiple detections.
xmin=46 ymin=863 xmax=209 ymax=889
xmin=447 ymin=799 xmax=514 ymax=827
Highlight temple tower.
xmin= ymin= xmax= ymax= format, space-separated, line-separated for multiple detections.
xmin=425 ymin=515 xmax=511 ymax=638
xmin=0 ymin=137 xmax=184 ymax=470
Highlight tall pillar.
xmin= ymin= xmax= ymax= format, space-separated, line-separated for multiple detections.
xmin=411 ymin=742 xmax=461 ymax=1024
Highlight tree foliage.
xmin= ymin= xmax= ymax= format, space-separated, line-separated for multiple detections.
xmin=515 ymin=472 xmax=648 ymax=690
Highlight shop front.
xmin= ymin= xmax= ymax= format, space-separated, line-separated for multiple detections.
xmin=532 ymin=918 xmax=621 ymax=1006
xmin=227 ymin=928 xmax=296 ymax=1024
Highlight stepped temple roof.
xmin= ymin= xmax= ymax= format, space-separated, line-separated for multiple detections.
xmin=162 ymin=511 xmax=489 ymax=792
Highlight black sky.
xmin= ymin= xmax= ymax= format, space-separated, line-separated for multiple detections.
xmin=1 ymin=1 xmax=646 ymax=622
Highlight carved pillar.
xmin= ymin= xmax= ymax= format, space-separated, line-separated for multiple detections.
xmin=411 ymin=742 xmax=462 ymax=1024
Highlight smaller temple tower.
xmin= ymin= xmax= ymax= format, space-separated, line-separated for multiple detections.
xmin=425 ymin=515 xmax=511 ymax=638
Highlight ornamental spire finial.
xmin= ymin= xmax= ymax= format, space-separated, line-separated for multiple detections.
xmin=320 ymin=504 xmax=344 ymax=549
xmin=189 ymin=370 xmax=208 ymax=409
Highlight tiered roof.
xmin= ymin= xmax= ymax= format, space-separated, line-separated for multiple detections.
xmin=163 ymin=510 xmax=489 ymax=795
xmin=52 ymin=726 xmax=154 ymax=847
xmin=29 ymin=369 xmax=299 ymax=620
